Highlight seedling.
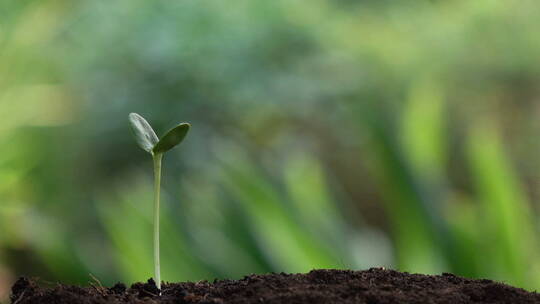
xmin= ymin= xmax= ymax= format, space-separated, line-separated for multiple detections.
xmin=128 ymin=113 xmax=190 ymax=290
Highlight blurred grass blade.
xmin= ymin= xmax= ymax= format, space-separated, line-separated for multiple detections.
xmin=219 ymin=150 xmax=341 ymax=272
xmin=181 ymin=176 xmax=270 ymax=277
xmin=399 ymin=78 xmax=466 ymax=274
xmin=96 ymin=176 xmax=211 ymax=282
xmin=353 ymin=102 xmax=445 ymax=274
xmin=466 ymin=120 xmax=537 ymax=288
xmin=444 ymin=194 xmax=482 ymax=279
xmin=283 ymin=153 xmax=351 ymax=263
xmin=401 ymin=77 xmax=446 ymax=176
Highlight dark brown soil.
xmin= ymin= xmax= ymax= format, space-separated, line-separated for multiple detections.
xmin=10 ymin=268 xmax=540 ymax=304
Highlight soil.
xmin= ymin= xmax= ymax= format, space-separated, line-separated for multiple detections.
xmin=10 ymin=268 xmax=540 ymax=304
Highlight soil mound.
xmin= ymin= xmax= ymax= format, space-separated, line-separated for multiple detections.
xmin=10 ymin=268 xmax=540 ymax=303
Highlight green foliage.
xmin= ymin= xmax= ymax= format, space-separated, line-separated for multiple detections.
xmin=129 ymin=113 xmax=159 ymax=153
xmin=129 ymin=113 xmax=190 ymax=155
xmin=153 ymin=124 xmax=191 ymax=154
xmin=3 ymin=1 xmax=540 ymax=301
xmin=467 ymin=121 xmax=537 ymax=286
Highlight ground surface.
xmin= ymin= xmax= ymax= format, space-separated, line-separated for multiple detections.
xmin=10 ymin=268 xmax=540 ymax=304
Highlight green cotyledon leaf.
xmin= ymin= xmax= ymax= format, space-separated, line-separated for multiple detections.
xmin=129 ymin=113 xmax=159 ymax=153
xmin=153 ymin=123 xmax=190 ymax=154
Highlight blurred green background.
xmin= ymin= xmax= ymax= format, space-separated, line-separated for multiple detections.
xmin=2 ymin=0 xmax=540 ymax=301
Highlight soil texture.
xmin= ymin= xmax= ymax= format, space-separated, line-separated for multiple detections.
xmin=10 ymin=268 xmax=540 ymax=304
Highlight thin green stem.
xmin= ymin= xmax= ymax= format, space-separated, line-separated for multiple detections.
xmin=152 ymin=153 xmax=163 ymax=291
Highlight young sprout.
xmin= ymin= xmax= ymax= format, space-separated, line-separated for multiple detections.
xmin=128 ymin=113 xmax=190 ymax=291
